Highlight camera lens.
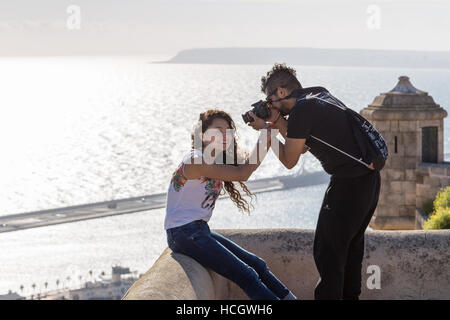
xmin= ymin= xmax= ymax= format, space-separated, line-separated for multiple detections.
xmin=242 ymin=112 xmax=253 ymax=123
xmin=242 ymin=100 xmax=271 ymax=123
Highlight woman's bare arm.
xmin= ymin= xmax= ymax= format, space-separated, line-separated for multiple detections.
xmin=184 ymin=126 xmax=272 ymax=181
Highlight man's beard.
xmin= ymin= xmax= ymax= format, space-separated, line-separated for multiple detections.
xmin=279 ymin=109 xmax=289 ymax=117
xmin=279 ymin=104 xmax=290 ymax=117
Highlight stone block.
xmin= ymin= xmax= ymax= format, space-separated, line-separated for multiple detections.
xmin=405 ymin=157 xmax=417 ymax=169
xmin=390 ymin=157 xmax=404 ymax=169
xmin=389 ymin=204 xmax=400 ymax=217
xmin=387 ymin=193 xmax=404 ymax=205
xmin=380 ymin=181 xmax=390 ymax=193
xmin=418 ymin=120 xmax=441 ymax=128
xmin=387 ymin=168 xmax=405 ymax=180
xmin=394 ymin=143 xmax=406 ymax=156
xmin=405 ymin=193 xmax=416 ymax=206
xmin=415 ymin=208 xmax=428 ymax=230
xmin=416 ymin=184 xmax=430 ymax=197
xmin=430 ymin=166 xmax=446 ymax=176
xmin=376 ymin=204 xmax=399 ymax=217
xmin=374 ymin=205 xmax=388 ymax=217
xmin=399 ymin=205 xmax=416 ymax=217
xmin=390 ymin=120 xmax=399 ymax=131
xmin=399 ymin=121 xmax=409 ymax=132
xmin=404 ymin=143 xmax=418 ymax=157
xmin=427 ymin=187 xmax=440 ymax=200
xmin=376 ymin=121 xmax=390 ymax=131
xmin=424 ymin=175 xmax=442 ymax=188
xmin=415 ymin=172 xmax=424 ymax=184
xmin=405 ymin=169 xmax=416 ymax=181
xmin=390 ymin=181 xmax=403 ymax=194
xmin=416 ymin=164 xmax=430 ymax=175
xmin=369 ymin=215 xmax=415 ymax=230
xmin=440 ymin=177 xmax=450 ymax=187
xmin=416 ymin=196 xmax=426 ymax=209
xmin=382 ymin=132 xmax=393 ymax=143
xmin=403 ymin=132 xmax=418 ymax=145
xmin=403 ymin=181 xmax=416 ymax=193
xmin=399 ymin=121 xmax=416 ymax=132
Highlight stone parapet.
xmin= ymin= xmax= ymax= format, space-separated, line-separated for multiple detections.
xmin=123 ymin=229 xmax=450 ymax=300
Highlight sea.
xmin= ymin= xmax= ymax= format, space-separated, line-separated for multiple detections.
xmin=0 ymin=56 xmax=449 ymax=296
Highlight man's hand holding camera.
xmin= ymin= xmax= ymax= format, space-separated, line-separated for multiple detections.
xmin=246 ymin=108 xmax=309 ymax=155
xmin=246 ymin=111 xmax=267 ymax=131
xmin=246 ymin=111 xmax=273 ymax=145
xmin=246 ymin=108 xmax=280 ymax=128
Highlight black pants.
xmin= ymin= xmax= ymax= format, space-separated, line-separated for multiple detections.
xmin=313 ymin=170 xmax=381 ymax=300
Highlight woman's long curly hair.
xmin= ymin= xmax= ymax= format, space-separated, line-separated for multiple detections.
xmin=191 ymin=109 xmax=256 ymax=214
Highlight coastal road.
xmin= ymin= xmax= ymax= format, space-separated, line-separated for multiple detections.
xmin=0 ymin=171 xmax=329 ymax=233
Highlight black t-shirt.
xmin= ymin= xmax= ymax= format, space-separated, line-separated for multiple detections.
xmin=286 ymin=86 xmax=371 ymax=178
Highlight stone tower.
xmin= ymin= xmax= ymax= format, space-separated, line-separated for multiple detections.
xmin=360 ymin=76 xmax=447 ymax=230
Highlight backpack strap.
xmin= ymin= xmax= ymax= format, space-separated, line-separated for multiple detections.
xmin=297 ymin=90 xmax=373 ymax=169
xmin=309 ymin=135 xmax=371 ymax=168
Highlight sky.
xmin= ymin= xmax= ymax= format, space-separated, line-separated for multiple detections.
xmin=1 ymin=0 xmax=450 ymax=58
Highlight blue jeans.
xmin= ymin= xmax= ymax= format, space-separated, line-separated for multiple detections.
xmin=166 ymin=220 xmax=289 ymax=300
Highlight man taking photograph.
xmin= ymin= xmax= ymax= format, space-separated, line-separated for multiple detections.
xmin=248 ymin=63 xmax=382 ymax=300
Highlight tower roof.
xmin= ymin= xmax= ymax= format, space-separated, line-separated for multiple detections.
xmin=360 ymin=76 xmax=447 ymax=121
xmin=389 ymin=76 xmax=425 ymax=94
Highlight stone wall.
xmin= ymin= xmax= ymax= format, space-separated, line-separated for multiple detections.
xmin=370 ymin=119 xmax=423 ymax=229
xmin=415 ymin=208 xmax=428 ymax=229
xmin=416 ymin=162 xmax=450 ymax=212
xmin=368 ymin=118 xmax=448 ymax=230
xmin=123 ymin=229 xmax=450 ymax=300
xmin=360 ymin=77 xmax=447 ymax=230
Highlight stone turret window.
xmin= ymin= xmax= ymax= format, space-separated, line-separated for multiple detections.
xmin=394 ymin=136 xmax=398 ymax=153
xmin=422 ymin=126 xmax=438 ymax=163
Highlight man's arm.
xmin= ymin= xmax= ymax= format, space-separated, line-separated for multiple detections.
xmin=270 ymin=116 xmax=309 ymax=169
xmin=271 ymin=135 xmax=306 ymax=169
xmin=272 ymin=115 xmax=288 ymax=139
xmin=248 ymin=110 xmax=307 ymax=169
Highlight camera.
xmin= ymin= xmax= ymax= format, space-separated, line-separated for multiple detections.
xmin=242 ymin=100 xmax=271 ymax=123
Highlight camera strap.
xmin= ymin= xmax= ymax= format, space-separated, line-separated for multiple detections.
xmin=296 ymin=90 xmax=384 ymax=170
xmin=268 ymin=89 xmax=304 ymax=103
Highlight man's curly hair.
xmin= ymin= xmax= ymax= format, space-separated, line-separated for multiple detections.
xmin=261 ymin=63 xmax=302 ymax=94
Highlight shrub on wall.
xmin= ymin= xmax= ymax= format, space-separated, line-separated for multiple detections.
xmin=423 ymin=207 xmax=450 ymax=230
xmin=433 ymin=186 xmax=450 ymax=209
xmin=423 ymin=187 xmax=450 ymax=230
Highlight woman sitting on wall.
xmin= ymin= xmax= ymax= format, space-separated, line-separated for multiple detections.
xmin=164 ymin=109 xmax=296 ymax=300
